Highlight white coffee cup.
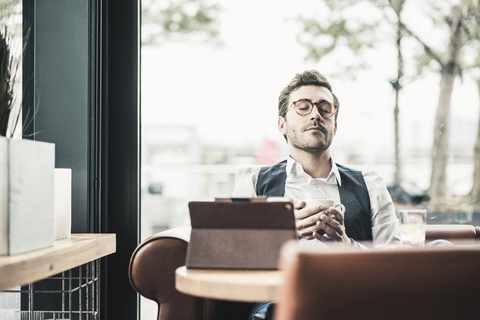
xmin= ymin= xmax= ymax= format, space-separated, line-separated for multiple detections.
xmin=303 ymin=199 xmax=345 ymax=214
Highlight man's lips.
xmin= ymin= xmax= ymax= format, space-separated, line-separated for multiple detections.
xmin=305 ymin=124 xmax=326 ymax=134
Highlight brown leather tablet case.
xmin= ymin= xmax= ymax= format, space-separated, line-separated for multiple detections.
xmin=186 ymin=198 xmax=296 ymax=270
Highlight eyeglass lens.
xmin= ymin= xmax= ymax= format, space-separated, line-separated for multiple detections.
xmin=295 ymin=100 xmax=334 ymax=117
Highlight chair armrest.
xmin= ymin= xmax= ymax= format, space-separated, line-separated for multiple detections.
xmin=129 ymin=225 xmax=204 ymax=320
xmin=426 ymin=224 xmax=478 ymax=244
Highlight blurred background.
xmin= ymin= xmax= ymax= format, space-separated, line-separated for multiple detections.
xmin=140 ymin=2 xmax=480 ymax=313
xmin=141 ymin=0 xmax=480 ymax=242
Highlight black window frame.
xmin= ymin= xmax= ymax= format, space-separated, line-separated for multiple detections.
xmin=100 ymin=0 xmax=141 ymax=319
xmin=22 ymin=0 xmax=141 ymax=319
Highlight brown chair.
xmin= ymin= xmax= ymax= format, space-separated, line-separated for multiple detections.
xmin=128 ymin=225 xmax=254 ymax=320
xmin=129 ymin=224 xmax=479 ymax=320
xmin=275 ymin=242 xmax=480 ymax=320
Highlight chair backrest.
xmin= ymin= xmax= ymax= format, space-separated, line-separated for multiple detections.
xmin=275 ymin=242 xmax=480 ymax=320
xmin=425 ymin=224 xmax=480 ymax=244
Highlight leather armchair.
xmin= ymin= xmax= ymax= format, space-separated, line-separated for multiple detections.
xmin=128 ymin=225 xmax=254 ymax=320
xmin=129 ymin=224 xmax=479 ymax=320
xmin=275 ymin=240 xmax=480 ymax=320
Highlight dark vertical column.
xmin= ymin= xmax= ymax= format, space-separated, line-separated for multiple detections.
xmin=28 ymin=0 xmax=91 ymax=233
xmin=100 ymin=0 xmax=140 ymax=319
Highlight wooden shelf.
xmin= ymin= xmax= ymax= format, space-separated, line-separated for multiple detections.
xmin=0 ymin=233 xmax=116 ymax=292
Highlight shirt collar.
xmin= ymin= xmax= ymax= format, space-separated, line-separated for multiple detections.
xmin=286 ymin=155 xmax=342 ymax=186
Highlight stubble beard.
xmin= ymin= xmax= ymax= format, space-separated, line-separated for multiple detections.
xmin=286 ymin=126 xmax=334 ymax=156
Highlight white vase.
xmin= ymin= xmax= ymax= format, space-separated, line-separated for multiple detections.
xmin=54 ymin=168 xmax=72 ymax=240
xmin=0 ymin=137 xmax=55 ymax=255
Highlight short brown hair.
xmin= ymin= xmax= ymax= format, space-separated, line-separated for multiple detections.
xmin=278 ymin=70 xmax=340 ymax=121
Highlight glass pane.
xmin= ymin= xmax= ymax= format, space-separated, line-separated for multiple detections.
xmin=0 ymin=0 xmax=22 ymax=139
xmin=140 ymin=0 xmax=479 ymax=318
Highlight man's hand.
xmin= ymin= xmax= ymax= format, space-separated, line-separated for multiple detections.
xmin=293 ymin=199 xmax=327 ymax=239
xmin=312 ymin=206 xmax=351 ymax=244
xmin=294 ymin=199 xmax=351 ymax=244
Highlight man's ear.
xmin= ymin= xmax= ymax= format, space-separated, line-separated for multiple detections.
xmin=334 ymin=121 xmax=338 ymax=135
xmin=278 ymin=116 xmax=287 ymax=135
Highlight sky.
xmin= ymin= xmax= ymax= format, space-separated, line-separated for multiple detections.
xmin=141 ymin=0 xmax=479 ymax=157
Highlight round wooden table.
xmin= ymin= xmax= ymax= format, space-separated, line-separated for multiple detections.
xmin=175 ymin=266 xmax=283 ymax=302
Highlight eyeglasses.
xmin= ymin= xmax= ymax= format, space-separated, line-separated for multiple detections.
xmin=286 ymin=99 xmax=337 ymax=119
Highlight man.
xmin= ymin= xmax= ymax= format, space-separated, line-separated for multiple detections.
xmin=234 ymin=70 xmax=402 ymax=320
xmin=233 ymin=69 xmax=401 ymax=247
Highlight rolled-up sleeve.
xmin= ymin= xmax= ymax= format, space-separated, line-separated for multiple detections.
xmin=232 ymin=166 xmax=260 ymax=198
xmin=363 ymin=171 xmax=402 ymax=244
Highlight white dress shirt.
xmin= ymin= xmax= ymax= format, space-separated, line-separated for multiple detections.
xmin=232 ymin=156 xmax=401 ymax=245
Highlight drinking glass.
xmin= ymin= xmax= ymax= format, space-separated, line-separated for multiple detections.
xmin=398 ymin=209 xmax=427 ymax=247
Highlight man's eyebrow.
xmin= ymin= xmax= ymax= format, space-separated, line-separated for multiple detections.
xmin=300 ymin=98 xmax=331 ymax=104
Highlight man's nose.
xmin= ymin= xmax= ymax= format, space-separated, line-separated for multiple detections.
xmin=310 ymin=106 xmax=322 ymax=120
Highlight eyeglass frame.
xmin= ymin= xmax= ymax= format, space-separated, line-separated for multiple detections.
xmin=286 ymin=99 xmax=337 ymax=119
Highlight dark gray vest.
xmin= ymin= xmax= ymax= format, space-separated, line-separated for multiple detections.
xmin=257 ymin=160 xmax=372 ymax=241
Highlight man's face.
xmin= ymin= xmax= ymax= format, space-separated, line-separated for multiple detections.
xmin=278 ymin=85 xmax=337 ymax=155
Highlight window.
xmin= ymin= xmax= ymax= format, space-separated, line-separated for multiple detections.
xmin=140 ymin=1 xmax=479 ymax=315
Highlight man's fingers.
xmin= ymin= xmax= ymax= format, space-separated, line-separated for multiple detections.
xmin=301 ymin=233 xmax=315 ymax=240
xmin=312 ymin=229 xmax=326 ymax=239
xmin=298 ymin=226 xmax=317 ymax=239
xmin=294 ymin=205 xmax=328 ymax=220
xmin=293 ymin=199 xmax=305 ymax=210
xmin=316 ymin=217 xmax=344 ymax=239
xmin=296 ymin=213 xmax=321 ymax=230
xmin=325 ymin=207 xmax=345 ymax=224
xmin=294 ymin=200 xmax=346 ymax=241
xmin=313 ymin=231 xmax=334 ymax=242
xmin=321 ymin=216 xmax=344 ymax=236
